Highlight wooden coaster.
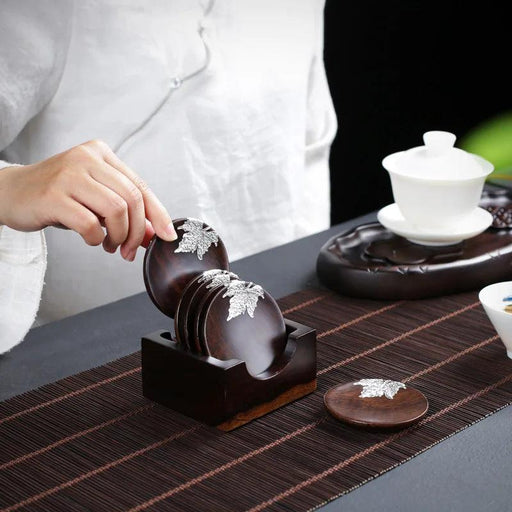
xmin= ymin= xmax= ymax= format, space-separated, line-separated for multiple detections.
xmin=191 ymin=283 xmax=225 ymax=355
xmin=143 ymin=218 xmax=229 ymax=318
xmin=200 ymin=281 xmax=288 ymax=376
xmin=175 ymin=270 xmax=238 ymax=352
xmin=324 ymin=379 xmax=428 ymax=429
xmin=173 ymin=275 xmax=203 ymax=350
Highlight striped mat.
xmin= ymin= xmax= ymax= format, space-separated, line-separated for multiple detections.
xmin=1 ymin=288 xmax=511 ymax=511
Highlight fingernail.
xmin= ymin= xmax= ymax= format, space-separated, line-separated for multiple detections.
xmin=166 ymin=222 xmax=178 ymax=241
xmin=104 ymin=243 xmax=116 ymax=254
xmin=122 ymin=248 xmax=134 ymax=262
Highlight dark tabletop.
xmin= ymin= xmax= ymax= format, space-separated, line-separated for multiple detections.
xmin=1 ymin=212 xmax=510 ymax=512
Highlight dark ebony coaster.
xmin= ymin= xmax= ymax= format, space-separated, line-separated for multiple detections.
xmin=324 ymin=380 xmax=428 ymax=430
xmin=184 ymin=279 xmax=211 ymax=353
xmin=143 ymin=218 xmax=229 ymax=318
xmin=192 ymin=283 xmax=226 ymax=355
xmin=174 ymin=275 xmax=204 ymax=350
xmin=177 ymin=270 xmax=239 ymax=353
xmin=200 ymin=281 xmax=287 ymax=376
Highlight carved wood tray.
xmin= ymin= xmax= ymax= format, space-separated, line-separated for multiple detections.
xmin=317 ymin=188 xmax=512 ymax=300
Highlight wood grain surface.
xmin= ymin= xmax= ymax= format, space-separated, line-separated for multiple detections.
xmin=324 ymin=381 xmax=428 ymax=429
xmin=201 ymin=285 xmax=288 ymax=376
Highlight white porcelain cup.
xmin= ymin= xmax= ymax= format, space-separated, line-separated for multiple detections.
xmin=382 ymin=131 xmax=493 ymax=231
xmin=479 ymin=281 xmax=512 ymax=359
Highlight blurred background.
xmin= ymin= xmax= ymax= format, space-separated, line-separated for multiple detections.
xmin=324 ymin=0 xmax=511 ymax=225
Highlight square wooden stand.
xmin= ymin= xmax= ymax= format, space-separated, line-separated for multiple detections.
xmin=141 ymin=319 xmax=317 ymax=431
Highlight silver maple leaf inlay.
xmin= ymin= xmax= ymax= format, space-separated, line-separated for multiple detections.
xmin=353 ymin=379 xmax=406 ymax=400
xmin=222 ymin=280 xmax=265 ymax=321
xmin=174 ymin=218 xmax=219 ymax=260
xmin=197 ymin=269 xmax=239 ymax=289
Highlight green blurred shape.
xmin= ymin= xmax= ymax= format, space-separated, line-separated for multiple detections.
xmin=459 ymin=111 xmax=512 ymax=183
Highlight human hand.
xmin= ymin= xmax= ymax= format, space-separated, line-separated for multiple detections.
xmin=0 ymin=139 xmax=177 ymax=261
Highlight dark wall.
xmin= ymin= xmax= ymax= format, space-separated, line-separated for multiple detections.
xmin=324 ymin=0 xmax=510 ymax=225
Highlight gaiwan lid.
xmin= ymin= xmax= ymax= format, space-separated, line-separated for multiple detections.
xmin=382 ymin=131 xmax=494 ymax=180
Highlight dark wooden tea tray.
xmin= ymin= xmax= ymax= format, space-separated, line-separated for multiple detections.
xmin=142 ymin=319 xmax=317 ymax=431
xmin=317 ymin=189 xmax=512 ymax=300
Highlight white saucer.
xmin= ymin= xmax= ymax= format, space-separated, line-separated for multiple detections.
xmin=377 ymin=204 xmax=493 ymax=246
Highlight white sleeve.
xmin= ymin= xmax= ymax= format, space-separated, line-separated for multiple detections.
xmin=298 ymin=0 xmax=338 ymax=237
xmin=0 ymin=164 xmax=48 ymax=355
xmin=0 ymin=0 xmax=71 ymax=351
xmin=0 ymin=225 xmax=47 ymax=353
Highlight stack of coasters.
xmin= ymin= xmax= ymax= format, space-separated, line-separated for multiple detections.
xmin=143 ymin=218 xmax=287 ymax=376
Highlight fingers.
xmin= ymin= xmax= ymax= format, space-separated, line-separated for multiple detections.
xmin=4 ymin=140 xmax=170 ymax=262
xmin=70 ymin=177 xmax=131 ymax=256
xmin=86 ymin=140 xmax=177 ymax=242
xmin=88 ymin=162 xmax=146 ymax=260
xmin=53 ymin=197 xmax=105 ymax=246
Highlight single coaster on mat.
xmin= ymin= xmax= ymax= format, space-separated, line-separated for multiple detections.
xmin=324 ymin=379 xmax=429 ymax=429
xmin=200 ymin=280 xmax=288 ymax=376
xmin=143 ymin=218 xmax=229 ymax=318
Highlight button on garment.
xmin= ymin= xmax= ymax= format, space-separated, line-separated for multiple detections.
xmin=0 ymin=0 xmax=337 ymax=347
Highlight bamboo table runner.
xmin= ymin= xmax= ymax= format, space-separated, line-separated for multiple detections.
xmin=1 ymin=288 xmax=511 ymax=511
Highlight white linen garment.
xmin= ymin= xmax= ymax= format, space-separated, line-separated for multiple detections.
xmin=0 ymin=0 xmax=337 ymax=352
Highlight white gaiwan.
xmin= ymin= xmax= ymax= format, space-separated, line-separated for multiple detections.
xmin=479 ymin=281 xmax=512 ymax=359
xmin=379 ymin=131 xmax=494 ymax=245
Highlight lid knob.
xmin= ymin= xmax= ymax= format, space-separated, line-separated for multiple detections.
xmin=423 ymin=131 xmax=456 ymax=157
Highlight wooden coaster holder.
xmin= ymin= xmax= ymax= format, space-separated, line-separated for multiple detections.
xmin=141 ymin=319 xmax=317 ymax=431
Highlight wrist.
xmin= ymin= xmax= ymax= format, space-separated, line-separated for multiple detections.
xmin=0 ymin=165 xmax=23 ymax=227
